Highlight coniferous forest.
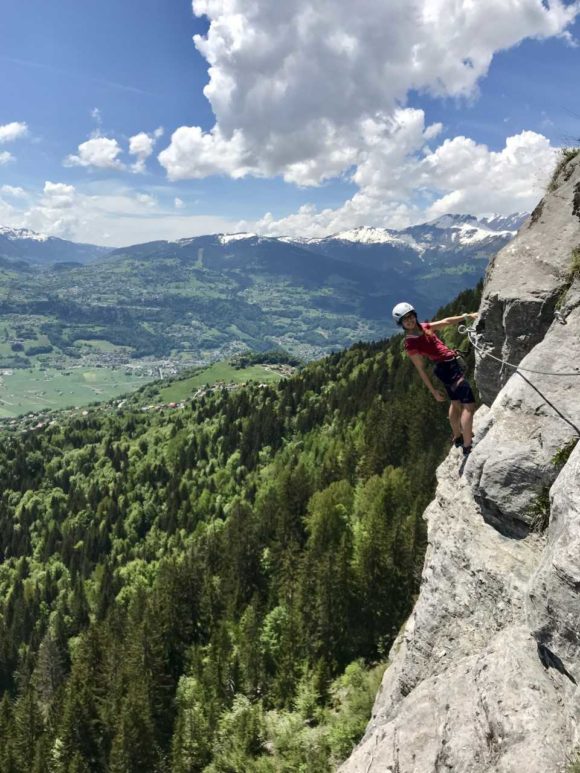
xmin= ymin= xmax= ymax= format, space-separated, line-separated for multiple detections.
xmin=0 ymin=286 xmax=480 ymax=772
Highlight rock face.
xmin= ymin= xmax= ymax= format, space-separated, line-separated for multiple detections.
xmin=475 ymin=156 xmax=580 ymax=405
xmin=340 ymin=152 xmax=580 ymax=773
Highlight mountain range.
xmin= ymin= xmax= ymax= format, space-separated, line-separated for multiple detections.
xmin=0 ymin=226 xmax=110 ymax=265
xmin=0 ymin=213 xmax=527 ymax=366
xmin=0 ymin=213 xmax=527 ymax=268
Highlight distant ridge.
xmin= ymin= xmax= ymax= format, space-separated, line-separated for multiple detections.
xmin=0 ymin=226 xmax=112 ymax=265
xmin=0 ymin=213 xmax=527 ymax=266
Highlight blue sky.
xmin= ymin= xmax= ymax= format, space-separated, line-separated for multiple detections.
xmin=0 ymin=0 xmax=579 ymax=245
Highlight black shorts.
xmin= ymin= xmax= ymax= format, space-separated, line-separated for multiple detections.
xmin=434 ymin=359 xmax=475 ymax=404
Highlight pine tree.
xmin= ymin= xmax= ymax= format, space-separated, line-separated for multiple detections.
xmin=57 ymin=627 xmax=108 ymax=771
xmin=170 ymin=676 xmax=213 ymax=773
xmin=11 ymin=688 xmax=44 ymax=771
xmin=299 ymin=480 xmax=355 ymax=672
xmin=32 ymin=628 xmax=66 ymax=729
xmin=0 ymin=692 xmax=18 ymax=773
xmin=108 ymin=681 xmax=158 ymax=773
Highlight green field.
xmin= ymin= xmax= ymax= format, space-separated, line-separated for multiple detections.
xmin=0 ymin=361 xmax=288 ymax=418
xmin=75 ymin=339 xmax=129 ymax=353
xmin=0 ymin=367 xmax=155 ymax=418
xmin=156 ymin=362 xmax=283 ymax=402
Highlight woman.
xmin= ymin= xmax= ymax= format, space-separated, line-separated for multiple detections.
xmin=392 ymin=302 xmax=478 ymax=456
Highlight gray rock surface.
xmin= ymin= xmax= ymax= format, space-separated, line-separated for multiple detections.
xmin=475 ymin=153 xmax=580 ymax=405
xmin=339 ymin=152 xmax=580 ymax=773
xmin=465 ymin=287 xmax=580 ymax=537
xmin=528 ymin=441 xmax=580 ymax=684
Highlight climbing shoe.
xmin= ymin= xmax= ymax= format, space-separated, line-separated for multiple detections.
xmin=453 ymin=435 xmax=464 ymax=448
xmin=462 ymin=445 xmax=472 ymax=457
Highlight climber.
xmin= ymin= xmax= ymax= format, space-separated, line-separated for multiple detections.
xmin=392 ymin=302 xmax=479 ymax=456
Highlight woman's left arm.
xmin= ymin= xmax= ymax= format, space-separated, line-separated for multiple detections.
xmin=428 ymin=312 xmax=478 ymax=331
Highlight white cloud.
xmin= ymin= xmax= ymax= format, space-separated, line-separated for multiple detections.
xmin=424 ymin=123 xmax=444 ymax=141
xmin=1 ymin=185 xmax=27 ymax=198
xmin=174 ymin=197 xmax=185 ymax=209
xmin=17 ymin=182 xmax=80 ymax=237
xmin=0 ymin=198 xmax=14 ymax=218
xmin=0 ymin=122 xmax=28 ymax=144
xmin=159 ymin=126 xmax=251 ymax=181
xmin=158 ymin=0 xmax=578 ymax=184
xmin=420 ymin=130 xmax=557 ymax=218
xmin=1 ymin=180 xmax=238 ymax=246
xmin=65 ymin=137 xmax=125 ymax=170
xmin=136 ymin=192 xmax=157 ymax=207
xmin=253 ymin=117 xmax=558 ymax=237
xmin=0 ymin=151 xmax=14 ymax=165
xmin=42 ymin=182 xmax=77 ymax=208
xmin=129 ymin=128 xmax=164 ymax=173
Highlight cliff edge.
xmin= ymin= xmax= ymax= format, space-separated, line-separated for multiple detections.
xmin=340 ymin=151 xmax=580 ymax=773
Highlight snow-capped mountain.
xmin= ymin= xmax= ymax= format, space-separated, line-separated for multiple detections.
xmin=281 ymin=213 xmax=526 ymax=253
xmin=0 ymin=226 xmax=112 ymax=266
xmin=0 ymin=212 xmax=526 ymax=276
xmin=274 ymin=213 xmax=526 ymax=275
xmin=0 ymin=226 xmax=51 ymax=243
xmin=309 ymin=226 xmax=415 ymax=247
xmin=479 ymin=212 xmax=529 ymax=231
xmin=427 ymin=212 xmax=528 ymax=232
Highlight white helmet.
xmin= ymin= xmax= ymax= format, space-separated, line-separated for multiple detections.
xmin=392 ymin=302 xmax=416 ymax=326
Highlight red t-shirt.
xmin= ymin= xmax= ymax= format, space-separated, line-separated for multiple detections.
xmin=404 ymin=322 xmax=455 ymax=362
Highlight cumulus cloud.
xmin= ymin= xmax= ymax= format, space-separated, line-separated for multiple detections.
xmin=159 ymin=0 xmax=578 ymax=185
xmin=1 ymin=181 xmax=238 ymax=246
xmin=129 ymin=127 xmax=164 ymax=173
xmin=159 ymin=126 xmax=251 ymax=180
xmin=0 ymin=122 xmax=28 ymax=144
xmin=253 ymin=115 xmax=558 ymax=237
xmin=65 ymin=137 xmax=125 ymax=170
xmin=42 ymin=181 xmax=76 ymax=208
xmin=0 ymin=122 xmax=27 ymax=164
xmin=64 ymin=127 xmax=163 ymax=173
xmin=19 ymin=182 xmax=80 ymax=237
xmin=1 ymin=185 xmax=27 ymax=198
xmin=0 ymin=197 xmax=15 ymax=221
xmin=174 ymin=197 xmax=185 ymax=209
xmin=135 ymin=192 xmax=157 ymax=207
xmin=421 ymin=131 xmax=556 ymax=218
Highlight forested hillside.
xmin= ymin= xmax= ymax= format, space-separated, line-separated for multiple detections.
xmin=0 ymin=285 xmax=480 ymax=772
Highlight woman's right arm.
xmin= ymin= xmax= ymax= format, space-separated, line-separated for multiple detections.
xmin=409 ymin=354 xmax=446 ymax=402
xmin=428 ymin=312 xmax=478 ymax=331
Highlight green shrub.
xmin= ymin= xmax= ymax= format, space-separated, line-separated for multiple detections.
xmin=529 ymin=486 xmax=551 ymax=533
xmin=567 ymin=749 xmax=580 ymax=773
xmin=548 ymin=147 xmax=580 ymax=192
xmin=552 ymin=438 xmax=579 ymax=469
xmin=555 ymin=247 xmax=580 ymax=310
xmin=571 ymin=247 xmax=580 ymax=280
xmin=529 ymin=439 xmax=579 ymax=532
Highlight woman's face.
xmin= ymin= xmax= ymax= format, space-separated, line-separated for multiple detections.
xmin=401 ymin=312 xmax=417 ymax=330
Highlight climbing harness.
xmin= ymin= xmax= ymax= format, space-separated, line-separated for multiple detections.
xmin=458 ymin=315 xmax=580 ymax=378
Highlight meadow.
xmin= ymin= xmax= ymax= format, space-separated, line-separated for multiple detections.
xmin=0 ymin=366 xmax=154 ymax=418
xmin=156 ymin=361 xmax=284 ymax=402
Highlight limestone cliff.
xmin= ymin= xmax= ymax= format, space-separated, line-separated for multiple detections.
xmin=340 ymin=152 xmax=580 ymax=773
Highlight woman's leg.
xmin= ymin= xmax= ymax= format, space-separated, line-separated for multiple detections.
xmin=449 ymin=400 xmax=462 ymax=439
xmin=461 ymin=403 xmax=476 ymax=447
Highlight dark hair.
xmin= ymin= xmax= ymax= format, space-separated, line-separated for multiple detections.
xmin=399 ymin=310 xmax=418 ymax=326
